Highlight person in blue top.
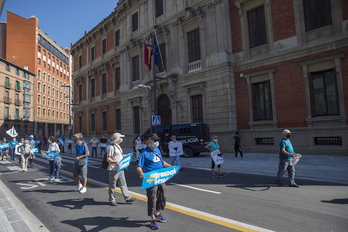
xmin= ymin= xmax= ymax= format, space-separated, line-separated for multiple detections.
xmin=136 ymin=133 xmax=171 ymax=230
xmin=275 ymin=129 xmax=299 ymax=187
xmin=9 ymin=137 xmax=19 ymax=161
xmin=205 ymin=135 xmax=226 ymax=178
xmin=73 ymin=133 xmax=90 ymax=193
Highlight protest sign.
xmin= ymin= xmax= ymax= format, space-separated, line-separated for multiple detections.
xmin=168 ymin=141 xmax=183 ymax=156
xmin=117 ymin=153 xmax=133 ymax=173
xmin=141 ymin=166 xmax=179 ymax=190
xmin=0 ymin=143 xmax=10 ymax=149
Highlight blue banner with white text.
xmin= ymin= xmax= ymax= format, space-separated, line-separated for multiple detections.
xmin=0 ymin=143 xmax=10 ymax=149
xmin=141 ymin=166 xmax=180 ymax=190
xmin=117 ymin=153 xmax=133 ymax=173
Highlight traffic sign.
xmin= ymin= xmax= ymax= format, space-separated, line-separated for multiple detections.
xmin=152 ymin=116 xmax=161 ymax=126
xmin=67 ymin=125 xmax=73 ymax=130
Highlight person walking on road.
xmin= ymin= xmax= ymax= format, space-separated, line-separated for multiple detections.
xmin=205 ymin=136 xmax=226 ymax=178
xmin=107 ymin=132 xmax=136 ymax=206
xmin=73 ymin=133 xmax=90 ymax=193
xmin=89 ymin=136 xmax=99 ymax=157
xmin=1 ymin=138 xmax=9 ymax=161
xmin=233 ymin=132 xmax=243 ymax=159
xmin=275 ymin=129 xmax=299 ymax=188
xmin=18 ymin=140 xmax=31 ymax=172
xmin=44 ymin=136 xmax=61 ymax=182
xmin=28 ymin=135 xmax=36 ymax=166
xmin=99 ymin=136 xmax=108 ymax=158
xmin=136 ymin=133 xmax=171 ymax=230
xmin=9 ymin=137 xmax=18 ymax=161
xmin=168 ymin=135 xmax=183 ymax=170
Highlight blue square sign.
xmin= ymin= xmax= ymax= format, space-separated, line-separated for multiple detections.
xmin=152 ymin=116 xmax=161 ymax=126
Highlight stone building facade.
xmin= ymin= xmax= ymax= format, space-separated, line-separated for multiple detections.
xmin=71 ymin=0 xmax=348 ymax=155
xmin=71 ymin=0 xmax=234 ymax=149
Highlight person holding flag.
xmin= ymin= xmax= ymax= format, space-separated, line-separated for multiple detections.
xmin=43 ymin=136 xmax=61 ymax=182
xmin=137 ymin=133 xmax=172 ymax=230
xmin=107 ymin=132 xmax=136 ymax=206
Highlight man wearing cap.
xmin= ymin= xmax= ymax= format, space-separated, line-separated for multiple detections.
xmin=107 ymin=132 xmax=136 ymax=206
xmin=28 ymin=135 xmax=36 ymax=166
xmin=275 ymin=129 xmax=299 ymax=187
xmin=136 ymin=133 xmax=171 ymax=230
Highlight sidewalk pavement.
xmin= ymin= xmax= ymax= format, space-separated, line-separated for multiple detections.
xmin=0 ymin=150 xmax=347 ymax=232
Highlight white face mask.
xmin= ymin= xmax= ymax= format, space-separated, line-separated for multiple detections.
xmin=213 ymin=139 xmax=218 ymax=142
xmin=119 ymin=138 xmax=123 ymax=143
xmin=48 ymin=140 xmax=52 ymax=143
xmin=152 ymin=141 xmax=159 ymax=149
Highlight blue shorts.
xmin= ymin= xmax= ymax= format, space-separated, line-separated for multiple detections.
xmin=73 ymin=163 xmax=88 ymax=179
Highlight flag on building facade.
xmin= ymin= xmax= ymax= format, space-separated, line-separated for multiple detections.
xmin=144 ymin=35 xmax=153 ymax=71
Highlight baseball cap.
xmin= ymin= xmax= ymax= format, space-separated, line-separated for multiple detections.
xmin=112 ymin=132 xmax=125 ymax=143
xmin=283 ymin=129 xmax=292 ymax=134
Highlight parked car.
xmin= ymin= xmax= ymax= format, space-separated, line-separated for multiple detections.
xmin=141 ymin=123 xmax=211 ymax=157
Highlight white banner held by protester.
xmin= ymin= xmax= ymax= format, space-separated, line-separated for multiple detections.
xmin=211 ymin=149 xmax=224 ymax=165
xmin=168 ymin=141 xmax=183 ymax=157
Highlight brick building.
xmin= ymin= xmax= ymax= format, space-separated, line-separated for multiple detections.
xmin=2 ymin=11 xmax=72 ymax=138
xmin=71 ymin=0 xmax=347 ymax=155
xmin=231 ymin=0 xmax=348 ymax=155
xmin=0 ymin=57 xmax=35 ymax=137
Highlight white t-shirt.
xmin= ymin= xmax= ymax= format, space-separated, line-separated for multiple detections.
xmin=107 ymin=144 xmax=123 ymax=171
xmin=48 ymin=142 xmax=60 ymax=153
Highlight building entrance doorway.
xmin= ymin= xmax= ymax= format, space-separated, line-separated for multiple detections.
xmin=157 ymin=94 xmax=172 ymax=125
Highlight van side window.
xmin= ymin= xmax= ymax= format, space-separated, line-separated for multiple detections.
xmin=180 ymin=128 xmax=191 ymax=134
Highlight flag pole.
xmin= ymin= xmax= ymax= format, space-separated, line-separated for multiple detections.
xmin=153 ymin=32 xmax=157 ymax=133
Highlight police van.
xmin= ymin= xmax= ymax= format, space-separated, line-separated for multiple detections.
xmin=142 ymin=123 xmax=210 ymax=157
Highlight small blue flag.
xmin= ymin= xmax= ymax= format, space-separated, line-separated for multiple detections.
xmin=117 ymin=153 xmax=133 ymax=173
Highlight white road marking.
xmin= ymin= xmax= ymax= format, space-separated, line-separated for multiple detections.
xmin=168 ymin=182 xmax=221 ymax=194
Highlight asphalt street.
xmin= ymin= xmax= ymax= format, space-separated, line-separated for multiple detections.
xmin=0 ymin=149 xmax=347 ymax=232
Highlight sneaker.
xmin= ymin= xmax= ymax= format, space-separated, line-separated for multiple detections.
xmin=74 ymin=184 xmax=83 ymax=192
xmin=110 ymin=201 xmax=118 ymax=206
xmin=150 ymin=220 xmax=160 ymax=230
xmin=79 ymin=187 xmax=87 ymax=194
xmin=289 ymin=184 xmax=299 ymax=188
xmin=155 ymin=214 xmax=168 ymax=223
xmin=219 ymin=173 xmax=226 ymax=178
xmin=54 ymin=179 xmax=60 ymax=182
xmin=212 ymin=174 xmax=218 ymax=178
xmin=48 ymin=178 xmax=53 ymax=181
xmin=126 ymin=197 xmax=136 ymax=203
xmin=275 ymin=183 xmax=283 ymax=187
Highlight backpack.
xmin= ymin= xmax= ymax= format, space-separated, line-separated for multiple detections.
xmin=102 ymin=153 xmax=108 ymax=169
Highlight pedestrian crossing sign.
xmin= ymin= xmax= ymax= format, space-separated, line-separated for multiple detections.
xmin=152 ymin=116 xmax=161 ymax=126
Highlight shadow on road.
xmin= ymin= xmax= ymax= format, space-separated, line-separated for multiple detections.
xmin=321 ymin=198 xmax=348 ymax=205
xmin=47 ymin=198 xmax=107 ymax=209
xmin=61 ymin=216 xmax=148 ymax=231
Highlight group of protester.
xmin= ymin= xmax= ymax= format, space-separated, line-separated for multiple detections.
xmin=0 ymin=128 xmax=299 ymax=230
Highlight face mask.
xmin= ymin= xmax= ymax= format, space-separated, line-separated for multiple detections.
xmin=213 ymin=139 xmax=218 ymax=142
xmin=286 ymin=135 xmax=291 ymax=139
xmin=48 ymin=140 xmax=52 ymax=143
xmin=119 ymin=138 xmax=123 ymax=143
xmin=152 ymin=141 xmax=159 ymax=149
xmin=137 ymin=137 xmax=140 ymax=140
xmin=21 ymin=141 xmax=24 ymax=143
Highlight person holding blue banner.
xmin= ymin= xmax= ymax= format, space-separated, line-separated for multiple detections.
xmin=107 ymin=132 xmax=136 ymax=206
xmin=136 ymin=133 xmax=172 ymax=230
xmin=43 ymin=136 xmax=61 ymax=182
xmin=9 ymin=137 xmax=19 ymax=161
xmin=1 ymin=138 xmax=10 ymax=161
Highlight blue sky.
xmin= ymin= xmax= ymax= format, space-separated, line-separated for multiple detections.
xmin=0 ymin=0 xmax=119 ymax=48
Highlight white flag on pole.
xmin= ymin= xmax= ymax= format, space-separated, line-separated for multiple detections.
xmin=6 ymin=126 xmax=18 ymax=138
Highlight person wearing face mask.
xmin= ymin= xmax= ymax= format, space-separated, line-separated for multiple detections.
xmin=28 ymin=135 xmax=36 ymax=166
xmin=205 ymin=136 xmax=226 ymax=178
xmin=1 ymin=138 xmax=9 ymax=161
xmin=168 ymin=135 xmax=183 ymax=170
xmin=107 ymin=132 xmax=136 ymax=206
xmin=275 ymin=129 xmax=299 ymax=187
xmin=44 ymin=136 xmax=61 ymax=182
xmin=136 ymin=133 xmax=171 ymax=230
